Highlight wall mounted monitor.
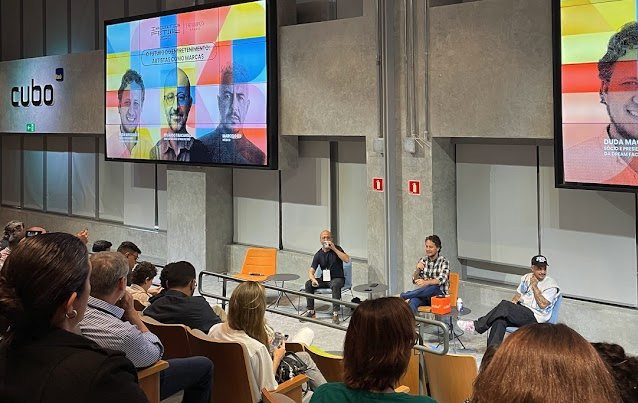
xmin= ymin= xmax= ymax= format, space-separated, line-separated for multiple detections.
xmin=105 ymin=0 xmax=277 ymax=168
xmin=554 ymin=0 xmax=638 ymax=191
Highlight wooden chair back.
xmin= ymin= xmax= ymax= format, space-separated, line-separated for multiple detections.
xmin=137 ymin=360 xmax=169 ymax=403
xmin=449 ymin=272 xmax=460 ymax=306
xmin=187 ymin=328 xmax=307 ymax=403
xmin=398 ymin=348 xmax=422 ymax=396
xmin=235 ymin=248 xmax=277 ymax=282
xmin=133 ymin=299 xmax=146 ymax=311
xmin=187 ymin=329 xmax=256 ymax=403
xmin=140 ymin=315 xmax=192 ymax=359
xmin=304 ymin=345 xmax=344 ymax=383
xmin=423 ymin=351 xmax=477 ymax=403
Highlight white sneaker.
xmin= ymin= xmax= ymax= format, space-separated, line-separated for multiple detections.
xmin=457 ymin=320 xmax=476 ymax=334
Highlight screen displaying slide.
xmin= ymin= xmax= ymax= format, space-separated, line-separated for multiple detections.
xmin=105 ymin=1 xmax=272 ymax=167
xmin=558 ymin=0 xmax=638 ymax=189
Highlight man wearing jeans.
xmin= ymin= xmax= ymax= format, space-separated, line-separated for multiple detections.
xmin=301 ymin=230 xmax=350 ymax=324
xmin=457 ymin=255 xmax=561 ymax=346
xmin=400 ymin=235 xmax=450 ymax=314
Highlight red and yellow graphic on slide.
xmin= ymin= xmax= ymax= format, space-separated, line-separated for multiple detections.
xmin=560 ymin=0 xmax=638 ymax=186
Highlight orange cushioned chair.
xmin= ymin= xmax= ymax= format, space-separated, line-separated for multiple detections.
xmin=417 ymin=272 xmax=459 ymax=314
xmin=234 ymin=248 xmax=278 ymax=282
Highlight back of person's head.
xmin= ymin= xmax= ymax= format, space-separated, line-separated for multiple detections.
xmin=478 ymin=345 xmax=498 ymax=373
xmin=592 ymin=342 xmax=638 ymax=403
xmin=0 ymin=233 xmax=89 ymax=344
xmin=117 ymin=241 xmax=141 ymax=255
xmin=2 ymin=220 xmax=24 ymax=244
xmin=472 ymin=323 xmax=621 ymax=403
xmin=131 ymin=261 xmax=158 ymax=286
xmin=228 ymin=281 xmax=268 ymax=348
xmin=89 ymin=252 xmax=129 ymax=298
xmin=343 ymin=297 xmax=416 ymax=391
xmin=160 ymin=261 xmax=195 ymax=289
xmin=92 ymin=239 xmax=112 ymax=253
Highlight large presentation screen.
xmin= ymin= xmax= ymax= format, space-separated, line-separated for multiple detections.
xmin=105 ymin=0 xmax=277 ymax=168
xmin=555 ymin=0 xmax=638 ymax=191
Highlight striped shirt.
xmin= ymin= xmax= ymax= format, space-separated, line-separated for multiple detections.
xmin=79 ymin=296 xmax=164 ymax=368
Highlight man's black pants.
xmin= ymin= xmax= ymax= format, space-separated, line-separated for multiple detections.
xmin=305 ymin=277 xmax=345 ymax=313
xmin=474 ymin=300 xmax=537 ymax=346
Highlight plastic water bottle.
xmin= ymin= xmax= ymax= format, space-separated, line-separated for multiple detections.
xmin=457 ymin=298 xmax=463 ymax=313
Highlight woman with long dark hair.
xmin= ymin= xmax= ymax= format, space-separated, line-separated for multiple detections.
xmin=0 ymin=233 xmax=148 ymax=403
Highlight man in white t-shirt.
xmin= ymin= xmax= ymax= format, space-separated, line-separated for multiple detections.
xmin=458 ymin=255 xmax=560 ymax=346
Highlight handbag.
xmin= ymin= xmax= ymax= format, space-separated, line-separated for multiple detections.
xmin=275 ymin=352 xmax=308 ymax=384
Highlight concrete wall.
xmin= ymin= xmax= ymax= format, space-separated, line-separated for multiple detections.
xmin=429 ymin=0 xmax=554 ymax=139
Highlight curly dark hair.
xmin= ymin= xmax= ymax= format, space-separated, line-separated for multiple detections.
xmin=130 ymin=261 xmax=158 ymax=286
xmin=592 ymin=342 xmax=638 ymax=403
xmin=598 ymin=22 xmax=638 ymax=96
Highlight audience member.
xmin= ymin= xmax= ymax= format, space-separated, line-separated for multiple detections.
xmin=144 ymin=261 xmax=222 ymax=332
xmin=470 ymin=323 xmax=621 ymax=403
xmin=117 ymin=240 xmax=142 ymax=285
xmin=0 ymin=220 xmax=25 ymax=270
xmin=400 ymin=235 xmax=450 ymax=314
xmin=592 ymin=342 xmax=638 ymax=403
xmin=79 ymin=252 xmax=213 ymax=403
xmin=92 ymin=239 xmax=113 ymax=253
xmin=310 ymin=297 xmax=434 ymax=402
xmin=0 ymin=233 xmax=148 ymax=403
xmin=458 ymin=255 xmax=560 ymax=346
xmin=301 ymin=230 xmax=350 ymax=324
xmin=127 ymin=261 xmax=159 ymax=307
xmin=23 ymin=225 xmax=89 ymax=244
xmin=209 ymin=281 xmax=326 ymax=402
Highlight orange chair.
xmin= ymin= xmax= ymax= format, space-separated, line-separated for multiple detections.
xmin=234 ymin=248 xmax=278 ymax=282
xmin=417 ymin=271 xmax=459 ymax=314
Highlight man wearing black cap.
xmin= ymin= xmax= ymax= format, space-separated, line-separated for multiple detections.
xmin=457 ymin=255 xmax=560 ymax=346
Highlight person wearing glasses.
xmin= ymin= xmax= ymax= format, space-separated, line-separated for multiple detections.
xmin=116 ymin=241 xmax=141 ymax=286
xmin=149 ymin=67 xmax=208 ymax=162
xmin=199 ymin=63 xmax=266 ymax=165
xmin=106 ymin=69 xmax=154 ymax=160
xmin=144 ymin=261 xmax=223 ymax=333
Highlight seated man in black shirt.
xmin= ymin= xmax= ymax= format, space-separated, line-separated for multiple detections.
xmin=144 ymin=261 xmax=222 ymax=333
xmin=301 ymin=230 xmax=350 ymax=324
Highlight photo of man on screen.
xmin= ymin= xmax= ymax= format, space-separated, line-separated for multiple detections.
xmin=199 ymin=63 xmax=266 ymax=165
xmin=106 ymin=69 xmax=154 ymax=159
xmin=149 ymin=67 xmax=208 ymax=162
xmin=564 ymin=22 xmax=638 ymax=186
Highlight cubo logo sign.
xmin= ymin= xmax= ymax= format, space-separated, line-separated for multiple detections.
xmin=11 ymin=73 xmax=58 ymax=107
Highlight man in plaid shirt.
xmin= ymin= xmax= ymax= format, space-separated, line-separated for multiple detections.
xmin=400 ymin=235 xmax=450 ymax=314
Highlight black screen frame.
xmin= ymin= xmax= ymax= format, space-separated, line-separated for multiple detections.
xmin=553 ymin=0 xmax=638 ymax=193
xmin=104 ymin=0 xmax=278 ymax=170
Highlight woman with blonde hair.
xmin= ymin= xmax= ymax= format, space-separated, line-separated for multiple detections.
xmin=310 ymin=297 xmax=436 ymax=402
xmin=208 ymin=281 xmax=325 ymax=401
xmin=471 ymin=323 xmax=621 ymax=403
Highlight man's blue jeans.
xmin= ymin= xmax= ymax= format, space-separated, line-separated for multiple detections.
xmin=400 ymin=285 xmax=441 ymax=314
xmin=160 ymin=356 xmax=213 ymax=403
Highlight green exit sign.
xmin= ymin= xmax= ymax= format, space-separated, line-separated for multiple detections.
xmin=26 ymin=123 xmax=35 ymax=132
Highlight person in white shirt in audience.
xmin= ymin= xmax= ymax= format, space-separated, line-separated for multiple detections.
xmin=457 ymin=255 xmax=560 ymax=346
xmin=79 ymin=252 xmax=213 ymax=403
xmin=209 ymin=281 xmax=326 ymax=401
xmin=126 ymin=261 xmax=159 ymax=307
